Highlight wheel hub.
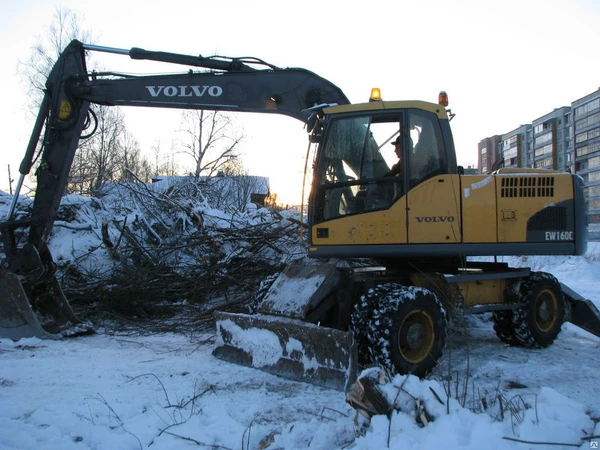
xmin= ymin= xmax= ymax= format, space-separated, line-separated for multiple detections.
xmin=538 ymin=300 xmax=551 ymax=322
xmin=397 ymin=310 xmax=435 ymax=364
xmin=405 ymin=323 xmax=425 ymax=349
xmin=536 ymin=289 xmax=558 ymax=332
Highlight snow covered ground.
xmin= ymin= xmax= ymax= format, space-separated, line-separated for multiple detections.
xmin=1 ymin=244 xmax=599 ymax=449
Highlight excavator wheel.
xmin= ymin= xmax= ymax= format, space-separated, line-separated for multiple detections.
xmin=248 ymin=272 xmax=280 ymax=313
xmin=511 ymin=272 xmax=565 ymax=348
xmin=492 ymin=310 xmax=519 ymax=345
xmin=350 ymin=289 xmax=378 ymax=363
xmin=364 ymin=284 xmax=447 ymax=377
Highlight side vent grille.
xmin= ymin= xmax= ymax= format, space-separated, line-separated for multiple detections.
xmin=500 ymin=176 xmax=555 ymax=198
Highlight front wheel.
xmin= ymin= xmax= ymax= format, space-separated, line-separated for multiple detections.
xmin=248 ymin=272 xmax=280 ymax=313
xmin=365 ymin=284 xmax=447 ymax=377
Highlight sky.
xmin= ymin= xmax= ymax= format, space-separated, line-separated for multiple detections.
xmin=1 ymin=0 xmax=600 ymax=204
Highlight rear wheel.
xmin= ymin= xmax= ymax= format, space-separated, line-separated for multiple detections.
xmin=512 ymin=272 xmax=565 ymax=348
xmin=364 ymin=284 xmax=447 ymax=376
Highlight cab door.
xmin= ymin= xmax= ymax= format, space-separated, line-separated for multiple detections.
xmin=405 ymin=109 xmax=462 ymax=244
xmin=407 ymin=175 xmax=461 ymax=243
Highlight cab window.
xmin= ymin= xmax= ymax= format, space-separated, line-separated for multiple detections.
xmin=311 ymin=109 xmax=447 ymax=222
xmin=408 ymin=109 xmax=447 ymax=188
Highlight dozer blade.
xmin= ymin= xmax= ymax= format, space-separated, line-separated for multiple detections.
xmin=561 ymin=282 xmax=600 ymax=338
xmin=0 ymin=270 xmax=93 ymax=340
xmin=213 ymin=311 xmax=358 ymax=391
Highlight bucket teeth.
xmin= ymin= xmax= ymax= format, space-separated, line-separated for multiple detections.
xmin=213 ymin=311 xmax=358 ymax=391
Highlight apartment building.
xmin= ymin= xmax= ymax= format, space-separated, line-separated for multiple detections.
xmin=478 ymin=88 xmax=600 ymax=224
xmin=573 ymin=90 xmax=600 ymax=223
xmin=476 ymin=135 xmax=502 ymax=173
xmin=499 ymin=124 xmax=532 ymax=169
xmin=531 ymin=107 xmax=572 ymax=171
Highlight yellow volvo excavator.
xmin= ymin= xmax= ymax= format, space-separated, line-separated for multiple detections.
xmin=1 ymin=40 xmax=599 ymax=391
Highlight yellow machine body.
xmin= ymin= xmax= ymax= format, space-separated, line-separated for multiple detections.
xmin=307 ymin=101 xmax=585 ymax=260
xmin=310 ymin=171 xmax=576 ymax=247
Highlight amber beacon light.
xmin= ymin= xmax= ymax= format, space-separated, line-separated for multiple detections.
xmin=369 ymin=88 xmax=382 ymax=102
xmin=438 ymin=90 xmax=449 ymax=107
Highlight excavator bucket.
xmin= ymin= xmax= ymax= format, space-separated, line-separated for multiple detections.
xmin=212 ymin=263 xmax=358 ymax=391
xmin=0 ymin=269 xmax=93 ymax=340
xmin=213 ymin=312 xmax=358 ymax=391
xmin=0 ymin=271 xmax=56 ymax=340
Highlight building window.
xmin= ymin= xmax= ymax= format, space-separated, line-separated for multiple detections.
xmin=534 ymin=144 xmax=553 ymax=158
xmin=576 ymin=132 xmax=588 ymax=143
xmin=576 ymin=142 xmax=600 ymax=157
xmin=576 ymin=112 xmax=600 ymax=130
xmin=586 ymin=185 xmax=600 ymax=196
xmin=535 ymin=156 xmax=553 ymax=168
xmin=589 ymin=199 xmax=600 ymax=210
xmin=535 ymin=133 xmax=553 ymax=146
xmin=589 ymin=171 xmax=600 ymax=182
xmin=576 ymin=104 xmax=588 ymax=117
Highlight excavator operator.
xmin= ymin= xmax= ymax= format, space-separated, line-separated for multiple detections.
xmin=385 ymin=136 xmax=403 ymax=177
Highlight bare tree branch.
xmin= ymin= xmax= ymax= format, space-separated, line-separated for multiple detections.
xmin=176 ymin=110 xmax=244 ymax=179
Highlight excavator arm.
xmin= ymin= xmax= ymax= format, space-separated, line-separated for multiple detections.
xmin=0 ymin=39 xmax=349 ymax=339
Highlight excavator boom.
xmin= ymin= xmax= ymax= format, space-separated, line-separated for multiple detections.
xmin=0 ymin=39 xmax=348 ymax=340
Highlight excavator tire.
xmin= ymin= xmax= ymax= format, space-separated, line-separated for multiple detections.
xmin=350 ymin=289 xmax=378 ymax=363
xmin=511 ymin=272 xmax=565 ymax=348
xmin=364 ymin=284 xmax=447 ymax=377
xmin=492 ymin=310 xmax=519 ymax=345
xmin=248 ymin=272 xmax=280 ymax=313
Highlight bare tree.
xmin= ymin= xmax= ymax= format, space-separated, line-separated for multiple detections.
xmin=205 ymin=158 xmax=270 ymax=211
xmin=117 ymin=131 xmax=155 ymax=183
xmin=118 ymin=131 xmax=141 ymax=182
xmin=19 ymin=7 xmax=95 ymax=111
xmin=18 ymin=8 xmax=159 ymax=195
xmin=176 ymin=110 xmax=243 ymax=179
xmin=69 ymin=106 xmax=125 ymax=194
xmin=151 ymin=139 xmax=163 ymax=176
xmin=220 ymin=156 xmax=246 ymax=177
xmin=151 ymin=139 xmax=180 ymax=177
xmin=17 ymin=6 xmax=134 ymax=195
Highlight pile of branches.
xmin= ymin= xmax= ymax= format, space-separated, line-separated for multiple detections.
xmin=45 ymin=179 xmax=307 ymax=333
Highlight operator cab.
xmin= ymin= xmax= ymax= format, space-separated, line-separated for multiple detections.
xmin=309 ymin=100 xmax=457 ymax=224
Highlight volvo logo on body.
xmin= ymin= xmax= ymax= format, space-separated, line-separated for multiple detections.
xmin=415 ymin=216 xmax=455 ymax=223
xmin=145 ymin=85 xmax=224 ymax=98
